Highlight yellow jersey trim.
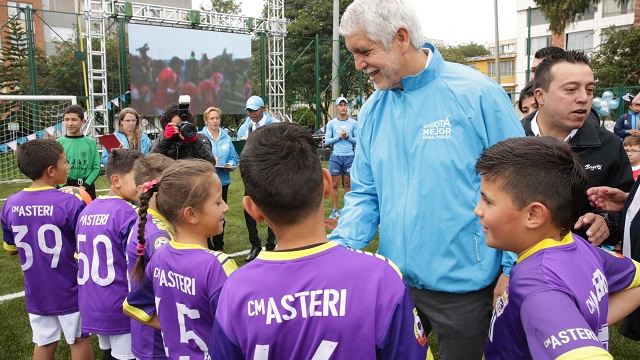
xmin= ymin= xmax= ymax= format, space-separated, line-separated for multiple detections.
xmin=169 ymin=240 xmax=207 ymax=250
xmin=24 ymin=186 xmax=55 ymax=192
xmin=625 ymin=259 xmax=640 ymax=290
xmin=554 ymin=346 xmax=612 ymax=359
xmin=122 ymin=299 xmax=153 ymax=323
xmin=148 ymin=208 xmax=171 ymax=228
xmin=3 ymin=242 xmax=17 ymax=252
xmin=257 ymin=241 xmax=335 ymax=261
xmin=346 ymin=248 xmax=403 ymax=279
xmin=519 ymin=232 xmax=574 ymax=263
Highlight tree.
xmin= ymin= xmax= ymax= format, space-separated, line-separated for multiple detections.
xmin=534 ymin=0 xmax=627 ymax=35
xmin=0 ymin=18 xmax=29 ymax=94
xmin=439 ymin=42 xmax=491 ymax=64
xmin=201 ymin=0 xmax=242 ymax=15
xmin=591 ymin=26 xmax=640 ymax=88
xmin=281 ymin=0 xmax=374 ymax=122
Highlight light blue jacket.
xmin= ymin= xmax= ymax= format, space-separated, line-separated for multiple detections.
xmin=328 ymin=43 xmax=525 ymax=293
xmin=236 ymin=112 xmax=280 ymax=139
xmin=101 ymin=131 xmax=151 ymax=166
xmin=325 ymin=117 xmax=357 ymax=156
xmin=199 ymin=126 xmax=239 ymax=186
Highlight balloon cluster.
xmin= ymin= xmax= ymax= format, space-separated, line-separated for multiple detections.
xmin=592 ymin=91 xmax=620 ymax=117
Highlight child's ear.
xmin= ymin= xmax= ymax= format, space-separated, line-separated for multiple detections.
xmin=321 ymin=168 xmax=332 ymax=198
xmin=182 ymin=206 xmax=198 ymax=225
xmin=45 ymin=165 xmax=56 ymax=178
xmin=243 ymin=196 xmax=265 ymax=223
xmin=524 ymin=202 xmax=548 ymax=229
xmin=110 ymin=174 xmax=121 ymax=188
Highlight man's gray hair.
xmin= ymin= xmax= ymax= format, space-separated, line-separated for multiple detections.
xmin=339 ymin=0 xmax=424 ymax=51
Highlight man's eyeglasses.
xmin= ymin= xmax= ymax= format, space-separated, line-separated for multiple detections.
xmin=625 ymin=149 xmax=640 ymax=154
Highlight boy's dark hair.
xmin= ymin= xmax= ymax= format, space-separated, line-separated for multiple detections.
xmin=518 ymin=81 xmax=536 ymax=113
xmin=16 ymin=139 xmax=65 ymax=181
xmin=105 ymin=148 xmax=144 ymax=180
xmin=534 ymin=46 xmax=565 ymax=60
xmin=534 ymin=50 xmax=591 ymax=92
xmin=160 ymin=103 xmax=194 ymax=128
xmin=131 ymin=159 xmax=218 ymax=283
xmin=64 ymin=104 xmax=85 ymax=119
xmin=475 ymin=136 xmax=587 ymax=230
xmin=240 ymin=122 xmax=324 ymax=226
xmin=624 ymin=135 xmax=640 ymax=148
xmin=133 ymin=153 xmax=175 ymax=187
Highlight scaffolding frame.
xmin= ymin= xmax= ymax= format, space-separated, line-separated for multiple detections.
xmin=82 ymin=0 xmax=287 ymax=136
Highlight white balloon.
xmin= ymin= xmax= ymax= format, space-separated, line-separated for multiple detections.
xmin=600 ymin=101 xmax=608 ymax=108
xmin=602 ymin=91 xmax=614 ymax=102
xmin=592 ymin=97 xmax=603 ymax=107
xmin=608 ymin=99 xmax=620 ymax=110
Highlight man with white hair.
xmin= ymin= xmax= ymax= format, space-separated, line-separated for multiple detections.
xmin=328 ymin=0 xmax=525 ymax=358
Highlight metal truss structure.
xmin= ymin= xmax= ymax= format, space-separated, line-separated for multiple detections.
xmin=82 ymin=0 xmax=287 ymax=136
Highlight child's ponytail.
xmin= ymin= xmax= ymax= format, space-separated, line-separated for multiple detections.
xmin=130 ymin=180 xmax=159 ymax=284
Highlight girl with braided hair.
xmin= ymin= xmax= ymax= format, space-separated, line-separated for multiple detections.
xmin=123 ymin=153 xmax=174 ymax=360
xmin=124 ymin=159 xmax=237 ymax=359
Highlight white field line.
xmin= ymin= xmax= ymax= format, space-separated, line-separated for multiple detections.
xmin=0 ymin=249 xmax=251 ymax=302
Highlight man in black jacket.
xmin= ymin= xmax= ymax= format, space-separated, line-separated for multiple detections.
xmin=151 ymin=104 xmax=217 ymax=164
xmin=522 ymin=50 xmax=634 ymax=247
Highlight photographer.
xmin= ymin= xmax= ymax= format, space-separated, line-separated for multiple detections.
xmin=151 ymin=101 xmax=217 ymax=164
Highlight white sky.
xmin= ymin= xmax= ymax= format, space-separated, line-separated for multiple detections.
xmin=229 ymin=0 xmax=518 ymax=46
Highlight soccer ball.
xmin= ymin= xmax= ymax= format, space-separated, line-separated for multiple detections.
xmin=59 ymin=186 xmax=92 ymax=205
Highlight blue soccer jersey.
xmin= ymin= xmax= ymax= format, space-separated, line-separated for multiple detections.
xmin=485 ymin=232 xmax=640 ymax=359
xmin=76 ymin=196 xmax=137 ymax=335
xmin=124 ymin=209 xmax=173 ymax=360
xmin=1 ymin=187 xmax=86 ymax=315
xmin=211 ymin=242 xmax=429 ymax=360
xmin=145 ymin=241 xmax=237 ymax=359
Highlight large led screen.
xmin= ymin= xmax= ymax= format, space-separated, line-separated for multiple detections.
xmin=128 ymin=23 xmax=252 ymax=116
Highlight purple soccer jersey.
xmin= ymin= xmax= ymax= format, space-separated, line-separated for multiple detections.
xmin=76 ymin=196 xmax=137 ymax=334
xmin=124 ymin=209 xmax=173 ymax=360
xmin=1 ymin=187 xmax=85 ymax=315
xmin=211 ymin=242 xmax=429 ymax=360
xmin=146 ymin=241 xmax=237 ymax=359
xmin=485 ymin=233 xmax=640 ymax=359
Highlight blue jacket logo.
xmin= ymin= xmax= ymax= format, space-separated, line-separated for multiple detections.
xmin=422 ymin=116 xmax=452 ymax=140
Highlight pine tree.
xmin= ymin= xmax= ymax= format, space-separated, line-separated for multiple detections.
xmin=0 ymin=18 xmax=29 ymax=94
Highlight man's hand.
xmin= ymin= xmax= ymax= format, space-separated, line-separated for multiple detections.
xmin=587 ymin=186 xmax=628 ymax=212
xmin=339 ymin=130 xmax=347 ymax=139
xmin=493 ymin=273 xmax=509 ymax=309
xmin=574 ymin=213 xmax=609 ymax=246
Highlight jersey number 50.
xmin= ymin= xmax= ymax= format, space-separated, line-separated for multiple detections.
xmin=77 ymin=234 xmax=116 ymax=286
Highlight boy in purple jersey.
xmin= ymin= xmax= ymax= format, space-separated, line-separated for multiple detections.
xmin=76 ymin=148 xmax=143 ymax=360
xmin=1 ymin=139 xmax=94 ymax=360
xmin=211 ymin=123 xmax=429 ymax=359
xmin=123 ymin=153 xmax=175 ymax=360
xmin=474 ymin=136 xmax=640 ymax=360
xmin=126 ymin=159 xmax=237 ymax=359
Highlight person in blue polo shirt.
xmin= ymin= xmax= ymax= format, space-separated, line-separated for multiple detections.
xmin=325 ymin=96 xmax=357 ymax=219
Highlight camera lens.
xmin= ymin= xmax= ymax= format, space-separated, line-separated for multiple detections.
xmin=178 ymin=122 xmax=198 ymax=139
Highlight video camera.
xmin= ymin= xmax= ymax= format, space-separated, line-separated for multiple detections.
xmin=177 ymin=95 xmax=198 ymax=139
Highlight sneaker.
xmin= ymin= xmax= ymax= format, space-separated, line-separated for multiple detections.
xmin=329 ymin=208 xmax=340 ymax=220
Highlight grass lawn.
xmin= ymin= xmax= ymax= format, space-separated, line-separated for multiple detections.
xmin=1 ymin=166 xmax=640 ymax=358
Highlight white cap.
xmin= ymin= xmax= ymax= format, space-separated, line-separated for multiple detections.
xmin=245 ymin=96 xmax=265 ymax=111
